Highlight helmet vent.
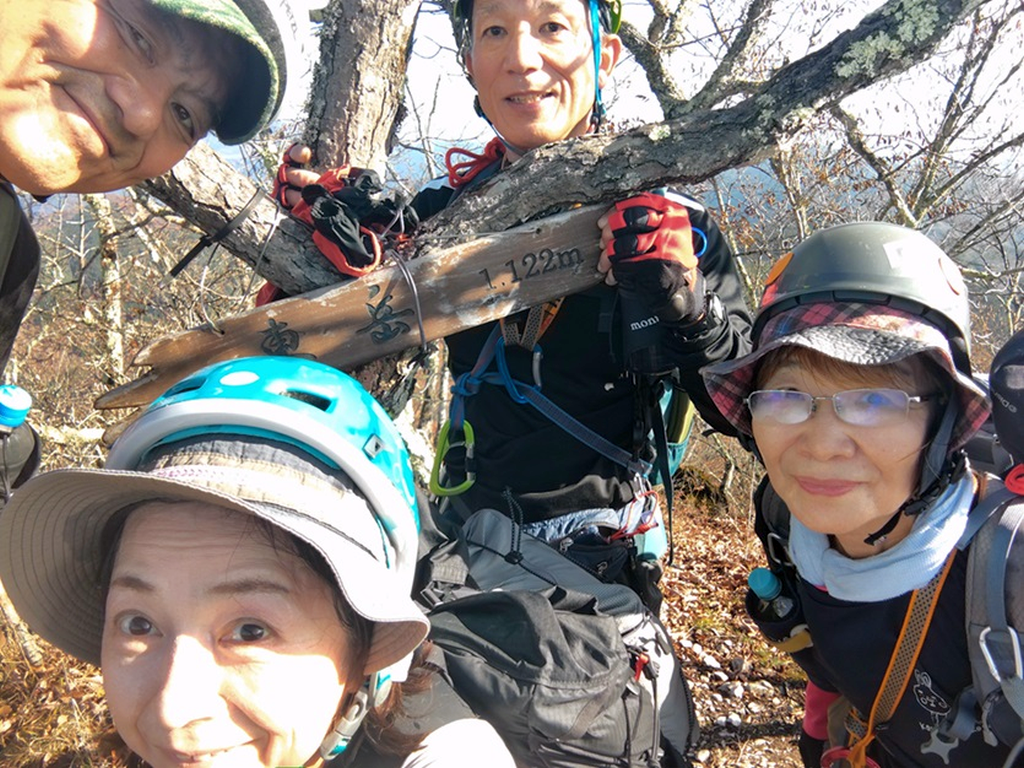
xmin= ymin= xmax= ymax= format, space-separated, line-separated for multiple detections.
xmin=164 ymin=377 xmax=205 ymax=398
xmin=280 ymin=389 xmax=331 ymax=412
xmin=364 ymin=434 xmax=385 ymax=459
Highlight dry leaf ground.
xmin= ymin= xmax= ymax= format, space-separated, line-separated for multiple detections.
xmin=665 ymin=468 xmax=805 ymax=768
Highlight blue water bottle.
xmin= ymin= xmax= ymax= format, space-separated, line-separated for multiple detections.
xmin=0 ymin=384 xmax=31 ymax=432
xmin=0 ymin=384 xmax=35 ymax=495
xmin=748 ymin=567 xmax=796 ymax=622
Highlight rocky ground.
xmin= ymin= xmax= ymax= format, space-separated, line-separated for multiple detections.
xmin=664 ymin=481 xmax=805 ymax=768
xmin=0 ymin=462 xmax=807 ymax=767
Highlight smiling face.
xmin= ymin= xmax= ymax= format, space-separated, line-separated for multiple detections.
xmin=464 ymin=0 xmax=620 ymax=157
xmin=101 ymin=501 xmax=360 ymax=768
xmin=751 ymin=349 xmax=938 ymax=558
xmin=0 ymin=0 xmax=244 ymax=195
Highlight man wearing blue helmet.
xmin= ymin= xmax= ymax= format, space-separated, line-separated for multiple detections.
xmin=0 ymin=356 xmax=515 ymax=767
xmin=277 ymin=0 xmax=751 ymax=612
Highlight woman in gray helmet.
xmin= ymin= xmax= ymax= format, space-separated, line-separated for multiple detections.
xmin=701 ymin=222 xmax=1005 ymax=768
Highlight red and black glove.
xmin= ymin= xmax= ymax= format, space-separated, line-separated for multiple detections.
xmin=603 ymin=193 xmax=706 ymax=324
xmin=260 ymin=154 xmax=387 ymax=305
xmin=290 ymin=166 xmax=383 ymax=278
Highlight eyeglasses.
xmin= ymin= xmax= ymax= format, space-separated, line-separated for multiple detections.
xmin=746 ymin=388 xmax=936 ymax=428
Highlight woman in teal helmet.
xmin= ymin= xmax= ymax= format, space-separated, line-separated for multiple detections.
xmin=0 ymin=356 xmax=514 ymax=767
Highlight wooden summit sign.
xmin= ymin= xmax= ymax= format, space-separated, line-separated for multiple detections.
xmin=96 ymin=204 xmax=607 ymax=410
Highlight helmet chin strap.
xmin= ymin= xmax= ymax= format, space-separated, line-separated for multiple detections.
xmin=316 ymin=671 xmax=394 ymax=761
xmin=471 ymin=97 xmax=531 ymax=160
xmin=472 ymin=95 xmax=603 ymax=163
xmin=588 ymin=0 xmax=606 ymax=130
xmin=862 ymin=402 xmax=963 ymax=547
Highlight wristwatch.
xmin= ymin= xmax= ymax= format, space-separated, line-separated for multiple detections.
xmin=674 ymin=292 xmax=725 ymax=338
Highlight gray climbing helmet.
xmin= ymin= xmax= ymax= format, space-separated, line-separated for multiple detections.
xmin=756 ymin=221 xmax=973 ymax=375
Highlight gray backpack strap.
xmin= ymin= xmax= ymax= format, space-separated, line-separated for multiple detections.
xmin=755 ymin=477 xmax=794 ymax=570
xmin=980 ymin=497 xmax=1024 ymax=717
xmin=951 ymin=477 xmax=1024 ymax=753
xmin=959 ymin=483 xmax=1016 ymax=550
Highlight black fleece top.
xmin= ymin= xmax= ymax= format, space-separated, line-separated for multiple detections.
xmin=0 ymin=183 xmax=41 ymax=377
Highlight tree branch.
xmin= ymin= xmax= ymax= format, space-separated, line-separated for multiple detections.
xmin=425 ymin=0 xmax=989 ymax=236
xmin=681 ymin=0 xmax=774 ymax=117
xmin=141 ymin=0 xmax=990 ymax=295
xmin=830 ymin=105 xmax=919 ymax=226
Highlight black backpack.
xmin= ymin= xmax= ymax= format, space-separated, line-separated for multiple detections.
xmin=417 ymin=507 xmax=697 ymax=767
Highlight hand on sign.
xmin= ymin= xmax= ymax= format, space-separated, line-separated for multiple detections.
xmin=598 ymin=192 xmax=707 ymax=324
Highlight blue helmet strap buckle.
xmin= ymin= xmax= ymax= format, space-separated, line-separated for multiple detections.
xmin=319 ymin=688 xmax=368 ymax=758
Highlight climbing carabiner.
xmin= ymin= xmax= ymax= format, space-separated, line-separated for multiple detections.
xmin=429 ymin=420 xmax=477 ymax=496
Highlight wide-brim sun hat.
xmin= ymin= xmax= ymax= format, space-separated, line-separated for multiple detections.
xmin=701 ymin=302 xmax=991 ymax=451
xmin=0 ymin=436 xmax=430 ymax=673
xmin=151 ymin=0 xmax=295 ymax=143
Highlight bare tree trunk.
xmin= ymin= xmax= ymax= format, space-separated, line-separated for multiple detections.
xmin=303 ymin=0 xmax=421 ymax=170
xmin=770 ymin=149 xmax=811 ymax=242
xmin=83 ymin=194 xmax=125 ymax=378
xmin=299 ymin=0 xmax=433 ymax=421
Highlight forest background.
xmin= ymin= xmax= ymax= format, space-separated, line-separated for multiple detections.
xmin=1 ymin=0 xmax=1023 ymax=764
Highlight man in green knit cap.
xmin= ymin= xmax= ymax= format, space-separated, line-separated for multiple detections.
xmin=0 ymin=0 xmax=304 ymax=482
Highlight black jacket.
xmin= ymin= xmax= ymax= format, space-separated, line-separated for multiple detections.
xmin=414 ymin=173 xmax=751 ymax=521
xmin=792 ymin=548 xmax=1009 ymax=767
xmin=0 ymin=183 xmax=41 ymax=377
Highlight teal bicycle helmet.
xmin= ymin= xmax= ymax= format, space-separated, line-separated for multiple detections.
xmin=108 ymin=356 xmax=420 ymax=575
xmin=0 ymin=357 xmax=428 ymax=760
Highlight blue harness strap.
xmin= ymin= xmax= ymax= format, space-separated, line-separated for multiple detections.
xmin=448 ymin=325 xmax=651 ymax=479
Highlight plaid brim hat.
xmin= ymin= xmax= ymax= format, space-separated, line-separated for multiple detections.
xmin=151 ymin=0 xmax=285 ymax=143
xmin=701 ymin=302 xmax=990 ymax=450
xmin=0 ymin=436 xmax=429 ymax=672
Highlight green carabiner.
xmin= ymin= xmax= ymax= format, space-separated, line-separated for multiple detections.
xmin=429 ymin=420 xmax=476 ymax=496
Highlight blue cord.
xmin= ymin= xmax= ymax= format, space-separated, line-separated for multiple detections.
xmin=692 ymin=226 xmax=708 ymax=258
